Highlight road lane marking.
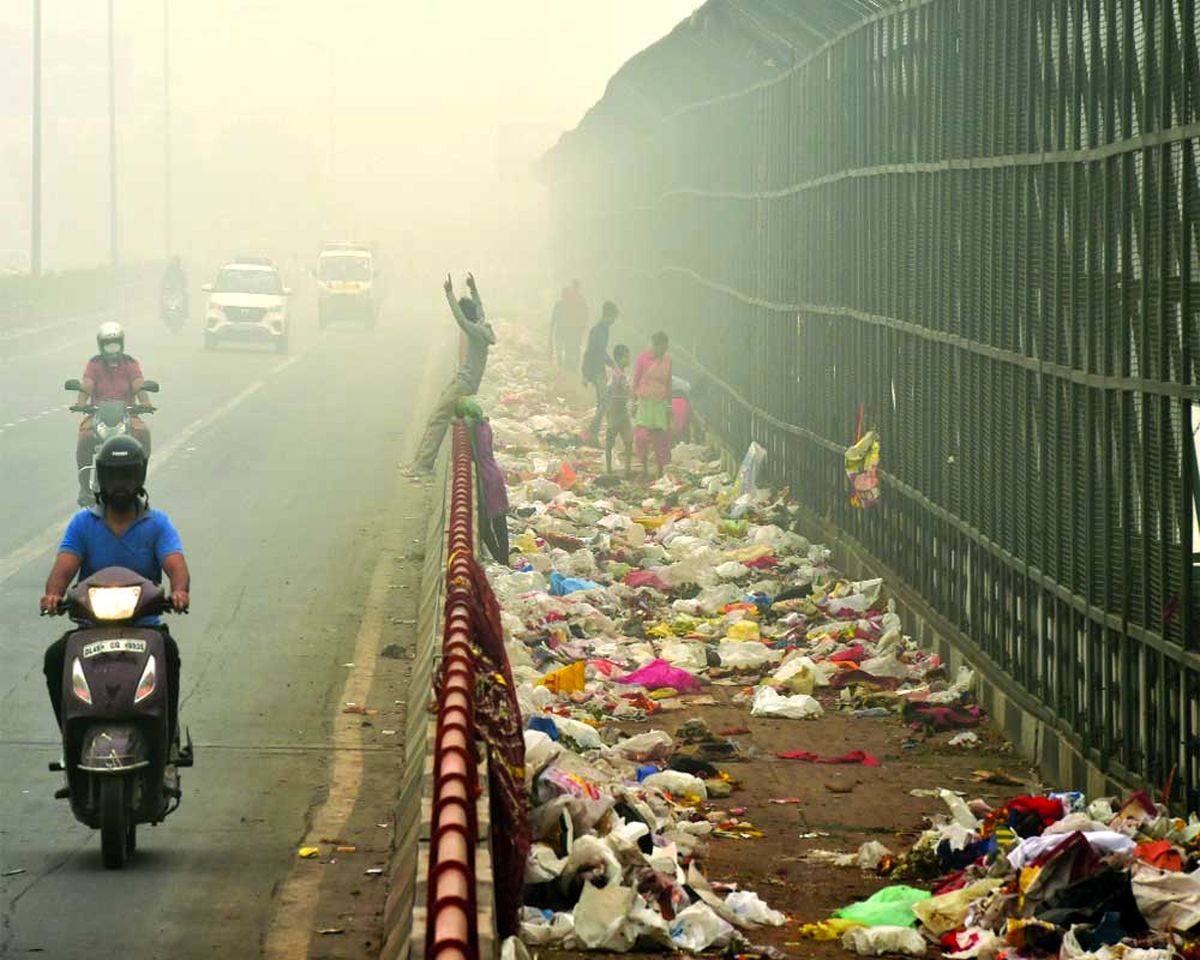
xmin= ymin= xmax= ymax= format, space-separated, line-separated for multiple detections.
xmin=0 ymin=349 xmax=308 ymax=589
xmin=262 ymin=552 xmax=392 ymax=959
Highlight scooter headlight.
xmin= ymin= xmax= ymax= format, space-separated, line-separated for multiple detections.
xmin=95 ymin=420 xmax=110 ymax=440
xmin=71 ymin=658 xmax=92 ymax=705
xmin=88 ymin=585 xmax=141 ymax=620
xmin=133 ymin=656 xmax=157 ymax=704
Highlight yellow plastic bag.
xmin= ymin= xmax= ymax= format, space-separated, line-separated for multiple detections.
xmin=797 ymin=918 xmax=866 ymax=941
xmin=724 ymin=621 xmax=761 ymax=642
xmin=537 ymin=661 xmax=586 ymax=694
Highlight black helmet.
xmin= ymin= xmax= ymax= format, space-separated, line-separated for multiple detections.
xmin=96 ymin=435 xmax=148 ymax=506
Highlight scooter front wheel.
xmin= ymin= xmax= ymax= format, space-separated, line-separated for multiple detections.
xmin=99 ymin=777 xmax=131 ymax=869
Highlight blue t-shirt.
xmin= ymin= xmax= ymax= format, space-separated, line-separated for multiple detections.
xmin=60 ymin=507 xmax=184 ymax=624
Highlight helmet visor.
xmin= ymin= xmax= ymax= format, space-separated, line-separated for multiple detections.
xmin=98 ymin=462 xmax=144 ymax=495
xmin=101 ymin=340 xmax=122 ymax=356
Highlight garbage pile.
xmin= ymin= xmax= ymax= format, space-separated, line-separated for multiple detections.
xmin=796 ymin=787 xmax=1200 ymax=959
xmin=474 ymin=342 xmax=1199 ymax=960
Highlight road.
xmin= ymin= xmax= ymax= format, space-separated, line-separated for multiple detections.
xmin=0 ymin=283 xmax=448 ymax=957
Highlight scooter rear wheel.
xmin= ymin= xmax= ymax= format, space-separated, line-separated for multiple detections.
xmin=100 ymin=777 xmax=130 ymax=869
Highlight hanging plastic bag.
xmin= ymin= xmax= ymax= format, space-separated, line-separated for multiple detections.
xmin=845 ymin=430 xmax=881 ymax=509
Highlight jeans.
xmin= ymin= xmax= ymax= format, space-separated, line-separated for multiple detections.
xmin=587 ymin=380 xmax=608 ymax=440
xmin=412 ymin=379 xmax=469 ymax=472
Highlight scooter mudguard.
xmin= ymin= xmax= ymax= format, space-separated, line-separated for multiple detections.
xmin=79 ymin=724 xmax=149 ymax=773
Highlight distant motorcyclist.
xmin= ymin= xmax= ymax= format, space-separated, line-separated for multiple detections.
xmin=74 ymin=322 xmax=153 ymax=502
xmin=41 ymin=435 xmax=190 ymax=748
xmin=160 ymin=256 xmax=188 ymax=329
xmin=161 ymin=256 xmax=188 ymax=303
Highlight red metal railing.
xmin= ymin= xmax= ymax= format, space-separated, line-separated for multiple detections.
xmin=426 ymin=421 xmax=480 ymax=960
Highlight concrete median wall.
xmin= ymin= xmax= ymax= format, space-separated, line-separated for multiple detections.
xmin=380 ymin=441 xmax=500 ymax=960
xmin=380 ymin=445 xmax=449 ymax=960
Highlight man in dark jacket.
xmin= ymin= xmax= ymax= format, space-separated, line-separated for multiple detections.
xmin=580 ymin=300 xmax=619 ymax=444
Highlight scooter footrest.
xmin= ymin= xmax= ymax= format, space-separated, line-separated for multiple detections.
xmin=48 ymin=761 xmax=64 ymax=772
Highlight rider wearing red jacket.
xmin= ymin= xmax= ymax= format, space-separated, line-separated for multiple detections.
xmin=74 ymin=322 xmax=153 ymax=503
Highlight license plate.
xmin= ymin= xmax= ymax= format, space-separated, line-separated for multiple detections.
xmin=81 ymin=639 xmax=147 ymax=658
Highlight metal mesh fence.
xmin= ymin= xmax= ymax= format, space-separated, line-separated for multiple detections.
xmin=546 ymin=0 xmax=1200 ymax=804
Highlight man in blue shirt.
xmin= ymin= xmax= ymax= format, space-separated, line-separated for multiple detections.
xmin=40 ymin=435 xmax=190 ymax=745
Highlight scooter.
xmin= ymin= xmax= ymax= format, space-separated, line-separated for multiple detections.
xmin=45 ymin=566 xmax=193 ymax=869
xmin=65 ymin=378 xmax=159 ymax=507
xmin=161 ymin=287 xmax=188 ymax=331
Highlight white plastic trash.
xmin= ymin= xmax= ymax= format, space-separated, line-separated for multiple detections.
xmin=750 ymin=686 xmax=823 ymax=719
xmin=669 ymin=902 xmax=734 ymax=953
xmin=642 ymin=770 xmax=709 ymax=799
xmin=842 ymin=926 xmax=927 ymax=956
xmin=718 ymin=641 xmax=780 ymax=670
xmin=554 ymin=717 xmax=603 ymax=751
xmin=723 ymin=890 xmax=786 ymax=926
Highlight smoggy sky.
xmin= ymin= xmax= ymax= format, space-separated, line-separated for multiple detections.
xmin=0 ymin=1 xmax=699 ymax=276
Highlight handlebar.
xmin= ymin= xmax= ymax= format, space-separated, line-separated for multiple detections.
xmin=68 ymin=404 xmax=156 ymax=415
xmin=41 ymin=595 xmax=185 ymax=617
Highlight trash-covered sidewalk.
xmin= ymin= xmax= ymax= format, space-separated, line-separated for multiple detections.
xmin=469 ymin=323 xmax=1200 ymax=960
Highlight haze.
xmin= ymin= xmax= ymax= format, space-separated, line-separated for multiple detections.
xmin=0 ymin=1 xmax=697 ymax=300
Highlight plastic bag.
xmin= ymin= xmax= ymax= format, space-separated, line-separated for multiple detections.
xmin=661 ymin=641 xmax=709 ymax=670
xmin=611 ymin=729 xmax=673 ymax=761
xmin=724 ymin=620 xmax=762 ymax=642
xmin=731 ymin=442 xmax=767 ymax=505
xmin=845 ymin=430 xmax=881 ymax=509
xmin=520 ymin=908 xmax=575 ymax=947
xmin=548 ymin=571 xmax=602 ymax=596
xmin=911 ymin=879 xmax=1004 ymax=936
xmin=572 ymin=882 xmax=638 ymax=951
xmin=751 ymin=686 xmax=823 ymax=719
xmin=770 ymin=655 xmax=817 ymax=695
xmin=642 ymin=770 xmax=708 ymax=800
xmin=855 ymin=840 xmax=892 ymax=870
xmin=615 ymin=659 xmax=701 ymax=692
xmin=670 ymin=902 xmax=734 ymax=953
xmin=833 ymin=885 xmax=931 ymax=927
xmin=551 ymin=717 xmax=604 ymax=751
xmin=841 ymin=925 xmax=926 ymax=956
xmin=718 ymin=642 xmax=780 ymax=670
xmin=501 ymin=935 xmax=532 ymax=960
xmin=537 ymin=661 xmax=586 ymax=694
xmin=723 ymin=890 xmax=786 ymax=927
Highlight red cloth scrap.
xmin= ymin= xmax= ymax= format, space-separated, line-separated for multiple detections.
xmin=776 ymin=749 xmax=879 ymax=766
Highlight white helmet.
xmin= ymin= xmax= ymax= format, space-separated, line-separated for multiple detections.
xmin=96 ymin=321 xmax=125 ymax=361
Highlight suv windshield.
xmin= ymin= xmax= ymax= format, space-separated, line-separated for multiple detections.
xmin=319 ymin=255 xmax=371 ymax=282
xmin=214 ymin=267 xmax=282 ymax=295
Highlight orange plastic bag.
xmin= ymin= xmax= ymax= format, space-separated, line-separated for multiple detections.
xmin=555 ymin=461 xmax=578 ymax=489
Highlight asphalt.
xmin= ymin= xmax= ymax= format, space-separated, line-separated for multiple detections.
xmin=0 ymin=283 xmax=448 ymax=958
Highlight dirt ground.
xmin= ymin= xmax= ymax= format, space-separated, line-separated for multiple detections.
xmin=519 ymin=361 xmax=1041 ymax=960
xmin=550 ymin=682 xmax=1037 ymax=960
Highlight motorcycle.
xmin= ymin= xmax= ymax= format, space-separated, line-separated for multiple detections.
xmin=161 ymin=286 xmax=188 ymax=331
xmin=45 ymin=566 xmax=193 ymax=869
xmin=65 ymin=378 xmax=159 ymax=507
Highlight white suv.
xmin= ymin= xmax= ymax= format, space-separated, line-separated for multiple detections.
xmin=202 ymin=259 xmax=291 ymax=353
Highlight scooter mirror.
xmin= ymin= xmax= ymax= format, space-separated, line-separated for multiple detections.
xmin=64 ymin=378 xmax=82 ymax=392
xmin=141 ymin=381 xmax=160 ymax=393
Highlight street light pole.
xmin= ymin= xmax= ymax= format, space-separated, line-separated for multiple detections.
xmin=31 ymin=0 xmax=42 ymax=277
xmin=107 ymin=0 xmax=118 ymax=267
xmin=163 ymin=0 xmax=171 ymax=257
xmin=31 ymin=0 xmax=42 ymax=276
